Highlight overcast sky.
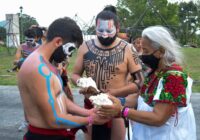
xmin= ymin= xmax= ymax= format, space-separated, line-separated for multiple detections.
xmin=0 ymin=0 xmax=197 ymax=28
xmin=0 ymin=0 xmax=117 ymax=27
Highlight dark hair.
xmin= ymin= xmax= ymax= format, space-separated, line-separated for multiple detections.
xmin=24 ymin=28 xmax=37 ymax=38
xmin=46 ymin=17 xmax=83 ymax=47
xmin=96 ymin=10 xmax=119 ymax=28
xmin=103 ymin=5 xmax=117 ymax=15
xmin=31 ymin=27 xmax=46 ymax=38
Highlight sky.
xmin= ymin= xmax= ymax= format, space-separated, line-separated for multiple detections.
xmin=0 ymin=0 xmax=117 ymax=27
xmin=0 ymin=0 xmax=198 ymax=28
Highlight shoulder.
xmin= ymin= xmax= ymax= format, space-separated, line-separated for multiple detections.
xmin=77 ymin=40 xmax=90 ymax=54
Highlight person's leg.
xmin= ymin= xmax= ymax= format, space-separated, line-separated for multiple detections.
xmin=84 ymin=125 xmax=92 ymax=140
xmin=111 ymin=118 xmax=126 ymax=140
xmin=92 ymin=124 xmax=111 ymax=140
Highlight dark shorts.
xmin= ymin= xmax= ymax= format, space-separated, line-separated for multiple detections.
xmin=23 ymin=125 xmax=76 ymax=140
xmin=84 ymin=98 xmax=112 ymax=140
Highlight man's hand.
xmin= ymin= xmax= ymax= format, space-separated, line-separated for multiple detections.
xmin=90 ymin=113 xmax=111 ymax=125
xmin=79 ymin=86 xmax=99 ymax=95
xmin=77 ymin=77 xmax=100 ymax=95
xmin=97 ymin=95 xmax=123 ymax=118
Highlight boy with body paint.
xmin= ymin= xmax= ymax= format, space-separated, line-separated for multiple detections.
xmin=18 ymin=17 xmax=109 ymax=140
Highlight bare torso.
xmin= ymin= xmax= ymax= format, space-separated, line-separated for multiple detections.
xmin=83 ymin=39 xmax=135 ymax=91
xmin=18 ymin=50 xmax=68 ymax=128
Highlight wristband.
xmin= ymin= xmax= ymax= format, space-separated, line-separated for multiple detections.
xmin=87 ymin=116 xmax=93 ymax=126
xmin=121 ymin=106 xmax=129 ymax=118
xmin=123 ymin=107 xmax=129 ymax=117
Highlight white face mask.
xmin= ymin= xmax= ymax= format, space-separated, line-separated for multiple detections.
xmin=96 ymin=19 xmax=116 ymax=38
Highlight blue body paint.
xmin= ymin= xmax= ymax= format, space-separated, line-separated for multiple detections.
xmin=38 ymin=56 xmax=82 ymax=127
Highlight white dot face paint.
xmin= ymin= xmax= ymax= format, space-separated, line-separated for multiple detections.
xmin=96 ymin=19 xmax=116 ymax=38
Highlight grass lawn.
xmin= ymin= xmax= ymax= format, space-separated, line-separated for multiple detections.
xmin=0 ymin=46 xmax=199 ymax=92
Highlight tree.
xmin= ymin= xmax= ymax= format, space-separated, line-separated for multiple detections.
xmin=0 ymin=27 xmax=6 ymax=42
xmin=116 ymin=0 xmax=179 ymax=39
xmin=178 ymin=1 xmax=200 ymax=45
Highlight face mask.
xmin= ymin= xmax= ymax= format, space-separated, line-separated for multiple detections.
xmin=140 ymin=52 xmax=160 ymax=75
xmin=50 ymin=42 xmax=76 ymax=63
xmin=97 ymin=34 xmax=117 ymax=46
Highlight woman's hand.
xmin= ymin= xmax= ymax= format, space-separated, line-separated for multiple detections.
xmin=97 ymin=95 xmax=123 ymax=118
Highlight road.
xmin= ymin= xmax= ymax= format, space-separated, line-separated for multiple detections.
xmin=0 ymin=86 xmax=199 ymax=140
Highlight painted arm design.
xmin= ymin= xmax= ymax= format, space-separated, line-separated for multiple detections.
xmin=38 ymin=59 xmax=83 ymax=128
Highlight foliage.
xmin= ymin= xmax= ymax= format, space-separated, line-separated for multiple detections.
xmin=86 ymin=25 xmax=96 ymax=35
xmin=115 ymin=0 xmax=200 ymax=46
xmin=116 ymin=0 xmax=179 ymax=38
xmin=0 ymin=27 xmax=6 ymax=42
xmin=178 ymin=2 xmax=200 ymax=45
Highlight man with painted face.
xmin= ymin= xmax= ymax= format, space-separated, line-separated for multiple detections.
xmin=18 ymin=17 xmax=109 ymax=140
xmin=8 ymin=28 xmax=40 ymax=72
xmin=71 ymin=10 xmax=144 ymax=140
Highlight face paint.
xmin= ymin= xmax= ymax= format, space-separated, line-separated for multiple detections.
xmin=96 ymin=19 xmax=117 ymax=46
xmin=62 ymin=42 xmax=76 ymax=57
xmin=25 ymin=37 xmax=36 ymax=47
xmin=50 ymin=42 xmax=76 ymax=63
xmin=96 ymin=19 xmax=116 ymax=38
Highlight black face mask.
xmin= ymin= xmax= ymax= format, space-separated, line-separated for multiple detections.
xmin=140 ymin=53 xmax=160 ymax=75
xmin=97 ymin=34 xmax=117 ymax=46
xmin=50 ymin=43 xmax=76 ymax=63
xmin=50 ymin=46 xmax=66 ymax=63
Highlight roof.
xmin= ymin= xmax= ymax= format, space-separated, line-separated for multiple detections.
xmin=0 ymin=21 xmax=6 ymax=28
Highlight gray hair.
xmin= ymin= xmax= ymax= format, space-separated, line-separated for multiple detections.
xmin=142 ymin=25 xmax=183 ymax=66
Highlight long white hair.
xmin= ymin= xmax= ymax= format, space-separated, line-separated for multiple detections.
xmin=142 ymin=25 xmax=183 ymax=66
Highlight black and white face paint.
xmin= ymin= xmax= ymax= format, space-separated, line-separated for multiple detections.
xmin=96 ymin=19 xmax=117 ymax=46
xmin=25 ymin=37 xmax=36 ymax=47
xmin=50 ymin=42 xmax=76 ymax=63
xmin=62 ymin=42 xmax=76 ymax=57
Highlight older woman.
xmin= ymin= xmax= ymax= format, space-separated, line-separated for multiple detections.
xmin=98 ymin=26 xmax=196 ymax=140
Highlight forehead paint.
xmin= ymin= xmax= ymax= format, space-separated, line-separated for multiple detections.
xmin=97 ymin=19 xmax=115 ymax=30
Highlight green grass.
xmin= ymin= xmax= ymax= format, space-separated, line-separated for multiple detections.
xmin=182 ymin=48 xmax=200 ymax=92
xmin=0 ymin=46 xmax=199 ymax=92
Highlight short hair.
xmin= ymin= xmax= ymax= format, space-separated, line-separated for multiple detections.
xmin=46 ymin=17 xmax=83 ymax=47
xmin=24 ymin=28 xmax=37 ymax=38
xmin=142 ymin=25 xmax=183 ymax=66
xmin=95 ymin=10 xmax=119 ymax=28
xmin=31 ymin=26 xmax=46 ymax=38
xmin=103 ymin=5 xmax=117 ymax=15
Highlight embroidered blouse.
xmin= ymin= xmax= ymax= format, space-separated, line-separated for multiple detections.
xmin=140 ymin=64 xmax=188 ymax=107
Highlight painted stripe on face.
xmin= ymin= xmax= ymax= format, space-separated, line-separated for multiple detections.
xmin=96 ymin=19 xmax=116 ymax=38
xmin=38 ymin=56 xmax=82 ymax=127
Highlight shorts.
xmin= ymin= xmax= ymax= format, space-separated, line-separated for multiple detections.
xmin=23 ymin=125 xmax=76 ymax=140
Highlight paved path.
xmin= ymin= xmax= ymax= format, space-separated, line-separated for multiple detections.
xmin=0 ymin=86 xmax=199 ymax=140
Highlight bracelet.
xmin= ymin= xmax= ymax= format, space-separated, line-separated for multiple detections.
xmin=121 ymin=106 xmax=129 ymax=118
xmin=87 ymin=116 xmax=93 ymax=126
xmin=123 ymin=107 xmax=129 ymax=118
